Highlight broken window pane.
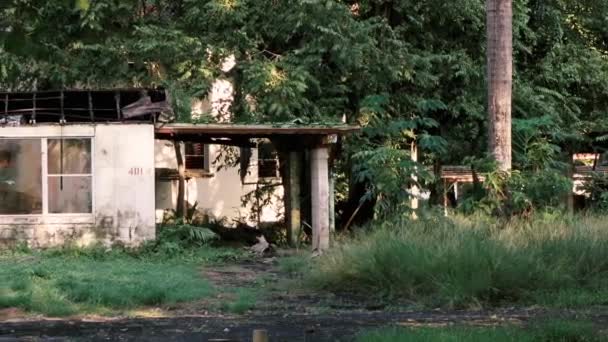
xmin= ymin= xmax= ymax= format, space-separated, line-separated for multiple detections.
xmin=48 ymin=176 xmax=92 ymax=214
xmin=185 ymin=142 xmax=207 ymax=170
xmin=48 ymin=139 xmax=91 ymax=174
xmin=0 ymin=139 xmax=42 ymax=214
xmin=48 ymin=138 xmax=92 ymax=214
xmin=258 ymin=142 xmax=279 ymax=178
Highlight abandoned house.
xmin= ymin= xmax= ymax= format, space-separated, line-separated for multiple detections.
xmin=0 ymin=89 xmax=357 ymax=250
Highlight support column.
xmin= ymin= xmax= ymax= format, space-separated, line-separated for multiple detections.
xmin=443 ymin=179 xmax=449 ymax=217
xmin=311 ymin=147 xmax=330 ymax=252
xmin=287 ymin=151 xmax=302 ymax=247
xmin=566 ymin=152 xmax=574 ymax=214
xmin=329 ymin=166 xmax=336 ymax=233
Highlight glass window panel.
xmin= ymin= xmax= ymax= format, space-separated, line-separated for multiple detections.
xmin=0 ymin=139 xmax=43 ymax=215
xmin=185 ymin=143 xmax=206 ymax=170
xmin=48 ymin=139 xmax=91 ymax=174
xmin=48 ymin=176 xmax=92 ymax=214
xmin=258 ymin=143 xmax=278 ymax=178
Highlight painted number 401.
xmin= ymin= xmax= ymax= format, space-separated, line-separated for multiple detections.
xmin=129 ymin=167 xmax=143 ymax=176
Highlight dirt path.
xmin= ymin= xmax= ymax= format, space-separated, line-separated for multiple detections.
xmin=1 ymin=258 xmax=607 ymax=341
xmin=0 ymin=308 xmax=552 ymax=341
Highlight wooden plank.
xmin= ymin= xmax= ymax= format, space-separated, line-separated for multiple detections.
xmin=155 ymin=123 xmax=360 ymax=136
xmin=88 ymin=91 xmax=94 ymax=122
xmin=3 ymin=93 xmax=7 ymax=124
xmin=59 ymin=91 xmax=65 ymax=123
xmin=31 ymin=93 xmax=36 ymax=123
xmin=115 ymin=91 xmax=121 ymax=120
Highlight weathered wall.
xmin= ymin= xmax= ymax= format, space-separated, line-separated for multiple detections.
xmin=155 ymin=140 xmax=284 ymax=226
xmin=0 ymin=124 xmax=155 ymax=247
xmin=156 ymin=56 xmax=283 ymax=226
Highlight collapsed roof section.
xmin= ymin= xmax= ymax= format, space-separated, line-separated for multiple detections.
xmin=0 ymin=89 xmax=171 ymax=125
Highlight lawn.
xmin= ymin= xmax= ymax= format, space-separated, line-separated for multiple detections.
xmin=0 ymin=246 xmax=241 ymax=317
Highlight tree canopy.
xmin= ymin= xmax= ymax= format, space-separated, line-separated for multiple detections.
xmin=2 ymin=0 xmax=608 ymax=219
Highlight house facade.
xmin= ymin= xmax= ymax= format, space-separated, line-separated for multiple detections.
xmin=0 ymin=89 xmax=353 ymax=250
xmin=0 ymin=123 xmax=156 ymax=247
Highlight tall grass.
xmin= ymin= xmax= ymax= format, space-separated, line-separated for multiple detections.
xmin=310 ymin=215 xmax=608 ymax=307
xmin=356 ymin=320 xmax=603 ymax=342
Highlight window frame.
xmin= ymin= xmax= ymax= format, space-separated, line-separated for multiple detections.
xmin=45 ymin=137 xmax=94 ymax=215
xmin=0 ymin=136 xmax=95 ymax=218
xmin=184 ymin=142 xmax=210 ymax=172
xmin=257 ymin=142 xmax=280 ymax=180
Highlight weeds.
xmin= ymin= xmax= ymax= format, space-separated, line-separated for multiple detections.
xmin=277 ymin=253 xmax=310 ymax=277
xmin=309 ymin=215 xmax=608 ymax=308
xmin=221 ymin=288 xmax=256 ymax=314
xmin=0 ymin=254 xmax=213 ymax=316
xmin=356 ymin=320 xmax=604 ymax=342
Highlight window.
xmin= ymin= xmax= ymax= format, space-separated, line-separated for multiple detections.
xmin=0 ymin=137 xmax=93 ymax=216
xmin=0 ymin=139 xmax=43 ymax=214
xmin=185 ymin=142 xmax=208 ymax=171
xmin=47 ymin=139 xmax=93 ymax=213
xmin=257 ymin=142 xmax=279 ymax=178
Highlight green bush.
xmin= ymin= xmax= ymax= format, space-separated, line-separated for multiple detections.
xmin=309 ymin=215 xmax=608 ymax=308
xmin=460 ymin=169 xmax=572 ymax=217
xmin=579 ymin=173 xmax=608 ymax=210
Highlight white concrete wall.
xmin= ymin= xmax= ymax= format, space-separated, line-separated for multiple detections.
xmin=156 ymin=55 xmax=283 ymax=226
xmin=155 ymin=140 xmax=284 ymax=226
xmin=0 ymin=124 xmax=155 ymax=247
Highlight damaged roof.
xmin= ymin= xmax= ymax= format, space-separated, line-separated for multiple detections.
xmin=0 ymin=89 xmax=169 ymax=124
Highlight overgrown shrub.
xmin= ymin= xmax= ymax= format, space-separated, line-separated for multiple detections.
xmin=579 ymin=173 xmax=608 ymax=210
xmin=137 ymin=222 xmax=219 ymax=257
xmin=157 ymin=222 xmax=219 ymax=247
xmin=459 ymin=169 xmax=571 ymax=217
xmin=309 ymin=215 xmax=608 ymax=308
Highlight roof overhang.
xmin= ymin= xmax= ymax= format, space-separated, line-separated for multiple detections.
xmin=154 ymin=123 xmax=360 ymax=147
xmin=155 ymin=123 xmax=359 ymax=136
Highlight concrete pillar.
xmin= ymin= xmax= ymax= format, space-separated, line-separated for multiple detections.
xmin=566 ymin=152 xmax=574 ymax=214
xmin=443 ymin=178 xmax=449 ymax=217
xmin=329 ymin=166 xmax=336 ymax=233
xmin=287 ymin=151 xmax=302 ymax=247
xmin=311 ymin=147 xmax=330 ymax=252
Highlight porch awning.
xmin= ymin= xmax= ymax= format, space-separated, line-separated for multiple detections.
xmin=154 ymin=123 xmax=360 ymax=147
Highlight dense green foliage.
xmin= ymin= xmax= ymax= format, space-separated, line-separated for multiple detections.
xmin=1 ymin=0 xmax=608 ymax=218
xmin=308 ymin=215 xmax=608 ymax=308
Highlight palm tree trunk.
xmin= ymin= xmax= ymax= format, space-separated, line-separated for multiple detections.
xmin=486 ymin=0 xmax=513 ymax=171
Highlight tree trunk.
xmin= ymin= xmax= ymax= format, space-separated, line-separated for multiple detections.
xmin=174 ymin=141 xmax=186 ymax=221
xmin=486 ymin=0 xmax=513 ymax=171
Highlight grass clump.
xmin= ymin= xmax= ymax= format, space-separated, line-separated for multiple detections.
xmin=0 ymin=247 xmax=220 ymax=316
xmin=221 ymin=288 xmax=257 ymax=314
xmin=277 ymin=253 xmax=310 ymax=277
xmin=356 ymin=320 xmax=604 ymax=342
xmin=310 ymin=215 xmax=608 ymax=308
